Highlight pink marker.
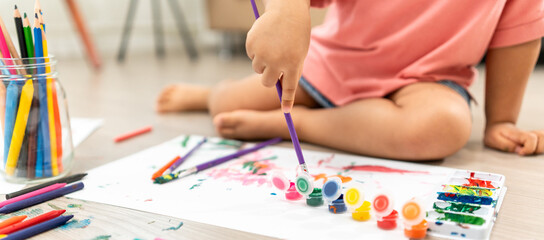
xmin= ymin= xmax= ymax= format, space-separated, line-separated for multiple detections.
xmin=0 ymin=183 xmax=66 ymax=208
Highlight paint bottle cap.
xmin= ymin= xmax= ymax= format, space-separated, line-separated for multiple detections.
xmin=372 ymin=190 xmax=395 ymax=219
xmin=322 ymin=177 xmax=343 ymax=203
xmin=401 ymin=197 xmax=426 ymax=227
xmin=344 ymin=183 xmax=365 ymax=211
xmin=269 ymin=171 xmax=290 ymax=192
xmin=295 ymin=172 xmax=314 ymax=196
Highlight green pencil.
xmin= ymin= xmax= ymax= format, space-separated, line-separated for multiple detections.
xmin=23 ymin=13 xmax=34 ymax=58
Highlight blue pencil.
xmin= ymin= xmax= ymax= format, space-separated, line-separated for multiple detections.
xmin=0 ymin=182 xmax=84 ymax=214
xmin=33 ymin=21 xmax=52 ymax=177
xmin=1 ymin=215 xmax=73 ymax=240
xmin=4 ymin=82 xmax=20 ymax=167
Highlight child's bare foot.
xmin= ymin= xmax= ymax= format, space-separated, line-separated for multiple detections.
xmin=213 ymin=108 xmax=304 ymax=140
xmin=156 ymin=84 xmax=210 ymax=113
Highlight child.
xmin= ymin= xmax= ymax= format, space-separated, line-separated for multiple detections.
xmin=157 ymin=0 xmax=544 ymax=160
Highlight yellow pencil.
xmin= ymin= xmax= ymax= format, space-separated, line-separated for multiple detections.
xmin=41 ymin=28 xmax=58 ymax=176
xmin=5 ymin=80 xmax=34 ymax=176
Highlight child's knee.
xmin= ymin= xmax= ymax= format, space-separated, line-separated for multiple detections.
xmin=400 ymin=106 xmax=471 ymax=160
xmin=208 ymin=79 xmax=236 ymax=117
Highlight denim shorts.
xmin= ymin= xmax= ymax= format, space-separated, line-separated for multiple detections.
xmin=298 ymin=76 xmax=471 ymax=108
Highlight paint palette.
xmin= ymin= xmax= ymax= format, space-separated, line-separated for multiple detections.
xmin=427 ymin=170 xmax=506 ymax=240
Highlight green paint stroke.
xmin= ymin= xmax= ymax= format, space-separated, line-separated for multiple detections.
xmin=433 ymin=202 xmax=481 ymax=214
xmin=90 ymin=235 xmax=112 ymax=240
xmin=48 ymin=203 xmax=63 ymax=210
xmin=242 ymin=156 xmax=277 ymax=175
xmin=181 ymin=135 xmax=191 ymax=147
xmin=67 ymin=204 xmax=83 ymax=209
xmin=162 ymin=221 xmax=183 ymax=231
xmin=215 ymin=139 xmax=242 ymax=148
xmin=60 ymin=219 xmax=92 ymax=230
xmin=437 ymin=212 xmax=485 ymax=226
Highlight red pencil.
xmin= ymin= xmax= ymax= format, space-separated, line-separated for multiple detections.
xmin=0 ymin=215 xmax=27 ymax=229
xmin=114 ymin=125 xmax=152 ymax=143
xmin=0 ymin=210 xmax=65 ymax=234
xmin=151 ymin=156 xmax=180 ymax=180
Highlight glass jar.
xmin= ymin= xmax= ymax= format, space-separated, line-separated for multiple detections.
xmin=0 ymin=56 xmax=73 ymax=183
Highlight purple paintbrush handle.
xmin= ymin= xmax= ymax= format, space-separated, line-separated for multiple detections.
xmin=169 ymin=137 xmax=207 ymax=171
xmin=195 ymin=137 xmax=282 ymax=172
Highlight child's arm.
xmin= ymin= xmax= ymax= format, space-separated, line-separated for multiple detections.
xmin=484 ymin=38 xmax=543 ymax=155
xmin=246 ymin=0 xmax=311 ymax=113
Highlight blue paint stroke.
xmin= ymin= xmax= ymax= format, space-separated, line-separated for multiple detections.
xmin=162 ymin=221 xmax=183 ymax=231
xmin=60 ymin=219 xmax=91 ymax=230
xmin=437 ymin=192 xmax=493 ymax=205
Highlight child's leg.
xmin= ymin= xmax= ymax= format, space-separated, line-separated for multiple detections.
xmin=156 ymin=74 xmax=318 ymax=113
xmin=214 ymin=82 xmax=472 ymax=160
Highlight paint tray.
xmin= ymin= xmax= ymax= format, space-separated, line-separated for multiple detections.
xmin=426 ymin=170 xmax=506 ymax=240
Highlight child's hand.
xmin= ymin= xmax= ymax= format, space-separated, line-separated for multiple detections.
xmin=484 ymin=122 xmax=544 ymax=155
xmin=246 ymin=0 xmax=311 ymax=113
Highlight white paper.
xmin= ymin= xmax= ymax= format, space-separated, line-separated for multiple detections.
xmin=70 ymin=135 xmax=459 ymax=239
xmin=0 ymin=118 xmax=103 ymax=194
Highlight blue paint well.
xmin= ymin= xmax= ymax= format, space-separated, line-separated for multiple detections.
xmin=323 ymin=181 xmax=339 ymax=198
xmin=328 ymin=194 xmax=346 ymax=214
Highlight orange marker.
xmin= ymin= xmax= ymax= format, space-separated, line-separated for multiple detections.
xmin=151 ymin=156 xmax=180 ymax=180
xmin=0 ymin=215 xmax=27 ymax=229
xmin=114 ymin=125 xmax=152 ymax=142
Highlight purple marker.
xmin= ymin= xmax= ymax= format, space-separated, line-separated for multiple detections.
xmin=164 ymin=137 xmax=207 ymax=175
xmin=249 ymin=0 xmax=309 ymax=173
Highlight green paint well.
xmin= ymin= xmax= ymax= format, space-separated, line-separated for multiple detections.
xmin=306 ymin=188 xmax=324 ymax=207
xmin=162 ymin=221 xmax=183 ymax=231
xmin=437 ymin=212 xmax=485 ymax=226
xmin=433 ymin=202 xmax=481 ymax=214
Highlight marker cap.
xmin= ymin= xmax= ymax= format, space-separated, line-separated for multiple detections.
xmin=295 ymin=172 xmax=314 ymax=196
xmin=322 ymin=177 xmax=342 ymax=203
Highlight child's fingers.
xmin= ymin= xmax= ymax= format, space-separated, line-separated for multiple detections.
xmin=252 ymin=57 xmax=265 ymax=75
xmin=280 ymin=70 xmax=299 ymax=113
xmin=487 ymin=131 xmax=519 ymax=153
xmin=261 ymin=67 xmax=280 ymax=88
xmin=532 ymin=131 xmax=544 ymax=154
xmin=502 ymin=130 xmax=538 ymax=155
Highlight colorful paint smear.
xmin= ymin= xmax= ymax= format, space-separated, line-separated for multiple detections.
xmin=317 ymin=154 xmax=335 ymax=167
xmin=215 ymin=139 xmax=243 ymax=148
xmin=67 ymin=204 xmax=83 ymax=209
xmin=433 ymin=202 xmax=482 ymax=214
xmin=463 ymin=178 xmax=497 ymax=189
xmin=437 ymin=212 xmax=486 ymax=226
xmin=207 ymin=153 xmax=279 ymax=186
xmin=189 ymin=179 xmax=207 ymax=190
xmin=342 ymin=165 xmax=429 ymax=174
xmin=437 ymin=192 xmax=493 ymax=205
xmin=162 ymin=221 xmax=183 ymax=231
xmin=313 ymin=173 xmax=352 ymax=183
xmin=443 ymin=185 xmax=494 ymax=197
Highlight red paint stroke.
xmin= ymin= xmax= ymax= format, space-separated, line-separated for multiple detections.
xmin=343 ymin=165 xmax=429 ymax=174
xmin=313 ymin=173 xmax=352 ymax=183
xmin=317 ymin=154 xmax=335 ymax=167
xmin=144 ymin=199 xmax=152 ymax=202
xmin=463 ymin=178 xmax=496 ymax=189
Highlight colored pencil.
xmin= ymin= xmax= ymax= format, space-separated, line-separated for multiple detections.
xmin=151 ymin=156 xmax=180 ymax=181
xmin=5 ymin=77 xmax=34 ymax=176
xmin=0 ymin=216 xmax=27 ymax=229
xmin=0 ymin=215 xmax=73 ymax=240
xmin=0 ymin=19 xmax=16 ymax=75
xmin=38 ymin=10 xmax=45 ymax=32
xmin=5 ymin=173 xmax=87 ymax=199
xmin=114 ymin=125 xmax=152 ymax=142
xmin=164 ymin=137 xmax=207 ymax=175
xmin=13 ymin=6 xmax=27 ymax=59
xmin=154 ymin=137 xmax=282 ymax=184
xmin=33 ymin=14 xmax=52 ymax=177
xmin=3 ymin=82 xmax=19 ymax=169
xmin=0 ymin=182 xmax=84 ymax=214
xmin=22 ymin=15 xmax=38 ymax=178
xmin=40 ymin=28 xmax=58 ymax=176
xmin=0 ymin=183 xmax=66 ymax=208
xmin=249 ymin=1 xmax=309 ymax=172
xmin=0 ymin=15 xmax=22 ymax=67
xmin=0 ymin=210 xmax=65 ymax=234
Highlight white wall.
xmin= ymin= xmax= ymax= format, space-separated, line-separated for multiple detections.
xmin=0 ymin=0 xmax=220 ymax=60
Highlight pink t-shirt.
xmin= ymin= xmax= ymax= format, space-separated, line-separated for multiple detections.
xmin=303 ymin=0 xmax=544 ymax=106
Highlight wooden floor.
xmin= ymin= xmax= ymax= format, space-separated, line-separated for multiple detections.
xmin=1 ymin=53 xmax=543 ymax=239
